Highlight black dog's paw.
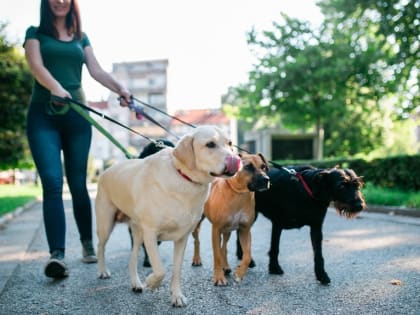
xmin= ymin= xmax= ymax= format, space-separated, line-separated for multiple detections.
xmin=143 ymin=259 xmax=151 ymax=268
xmin=316 ymin=271 xmax=331 ymax=285
xmin=269 ymin=263 xmax=284 ymax=275
xmin=249 ymin=259 xmax=256 ymax=268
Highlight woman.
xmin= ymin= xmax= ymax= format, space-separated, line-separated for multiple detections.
xmin=24 ymin=0 xmax=131 ymax=278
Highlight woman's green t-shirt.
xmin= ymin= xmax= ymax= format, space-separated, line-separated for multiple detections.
xmin=24 ymin=26 xmax=90 ymax=102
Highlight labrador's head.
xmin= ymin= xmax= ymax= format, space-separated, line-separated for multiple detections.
xmin=173 ymin=126 xmax=240 ymax=181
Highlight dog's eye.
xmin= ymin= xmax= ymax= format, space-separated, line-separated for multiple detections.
xmin=228 ymin=141 xmax=232 ymax=146
xmin=261 ymin=164 xmax=267 ymax=171
xmin=206 ymin=141 xmax=216 ymax=148
xmin=244 ymin=164 xmax=255 ymax=172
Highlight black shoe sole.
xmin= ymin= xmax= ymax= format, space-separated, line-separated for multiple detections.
xmin=44 ymin=259 xmax=69 ymax=278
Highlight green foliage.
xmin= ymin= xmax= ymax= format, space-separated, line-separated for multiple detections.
xmin=286 ymin=154 xmax=420 ymax=191
xmin=224 ymin=1 xmax=419 ymax=158
xmin=0 ymin=22 xmax=33 ymax=170
xmin=224 ymin=12 xmax=398 ymax=157
xmin=317 ymin=0 xmax=420 ymax=118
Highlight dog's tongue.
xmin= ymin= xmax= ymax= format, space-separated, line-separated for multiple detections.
xmin=225 ymin=155 xmax=241 ymax=175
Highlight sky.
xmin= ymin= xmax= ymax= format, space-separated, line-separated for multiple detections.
xmin=1 ymin=0 xmax=323 ymax=111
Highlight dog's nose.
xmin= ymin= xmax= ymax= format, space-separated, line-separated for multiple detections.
xmin=353 ymin=201 xmax=366 ymax=211
xmin=256 ymin=175 xmax=270 ymax=191
xmin=262 ymin=175 xmax=270 ymax=189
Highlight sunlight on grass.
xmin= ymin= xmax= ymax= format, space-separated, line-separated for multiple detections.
xmin=0 ymin=184 xmax=42 ymax=216
xmin=363 ymin=183 xmax=420 ymax=209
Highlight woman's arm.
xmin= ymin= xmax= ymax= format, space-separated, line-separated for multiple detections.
xmin=24 ymin=39 xmax=71 ymax=99
xmin=84 ymin=46 xmax=131 ymax=106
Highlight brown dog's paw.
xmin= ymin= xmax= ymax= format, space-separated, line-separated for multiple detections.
xmin=214 ymin=277 xmax=228 ymax=286
xmin=234 ymin=272 xmax=243 ymax=283
xmin=191 ymin=257 xmax=202 ymax=266
xmin=213 ymin=271 xmax=228 ymax=286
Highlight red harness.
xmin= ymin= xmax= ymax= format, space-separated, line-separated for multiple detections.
xmin=282 ymin=167 xmax=315 ymax=199
xmin=296 ymin=172 xmax=315 ymax=199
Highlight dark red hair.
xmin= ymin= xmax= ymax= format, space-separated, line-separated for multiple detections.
xmin=38 ymin=0 xmax=82 ymax=40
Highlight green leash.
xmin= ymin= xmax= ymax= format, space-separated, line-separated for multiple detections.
xmin=69 ymin=102 xmax=135 ymax=159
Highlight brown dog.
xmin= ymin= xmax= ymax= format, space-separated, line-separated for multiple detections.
xmin=192 ymin=153 xmax=270 ymax=285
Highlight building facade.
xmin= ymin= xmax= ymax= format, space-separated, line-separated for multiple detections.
xmin=110 ymin=59 xmax=170 ymax=151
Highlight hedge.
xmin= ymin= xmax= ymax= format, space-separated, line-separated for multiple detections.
xmin=275 ymin=154 xmax=420 ymax=192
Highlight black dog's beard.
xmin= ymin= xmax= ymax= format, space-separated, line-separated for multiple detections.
xmin=333 ymin=201 xmax=360 ymax=219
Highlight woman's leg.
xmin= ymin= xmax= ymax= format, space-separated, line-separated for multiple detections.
xmin=27 ymin=105 xmax=66 ymax=254
xmin=62 ymin=110 xmax=93 ymax=243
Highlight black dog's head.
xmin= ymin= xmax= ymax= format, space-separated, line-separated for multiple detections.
xmin=138 ymin=139 xmax=175 ymax=159
xmin=314 ymin=167 xmax=366 ymax=218
xmin=239 ymin=153 xmax=270 ymax=192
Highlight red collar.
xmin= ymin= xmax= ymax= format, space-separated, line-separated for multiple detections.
xmin=177 ymin=169 xmax=194 ymax=183
xmin=296 ymin=172 xmax=315 ymax=199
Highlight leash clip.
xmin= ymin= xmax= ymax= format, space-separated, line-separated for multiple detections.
xmin=282 ymin=167 xmax=296 ymax=175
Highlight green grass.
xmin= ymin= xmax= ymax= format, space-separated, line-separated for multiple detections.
xmin=363 ymin=182 xmax=420 ymax=209
xmin=0 ymin=184 xmax=42 ymax=216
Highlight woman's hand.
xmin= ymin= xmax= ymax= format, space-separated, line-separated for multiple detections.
xmin=118 ymin=88 xmax=132 ymax=107
xmin=50 ymin=86 xmax=72 ymax=105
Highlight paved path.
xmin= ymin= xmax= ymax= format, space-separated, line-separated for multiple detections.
xmin=0 ymin=189 xmax=419 ymax=315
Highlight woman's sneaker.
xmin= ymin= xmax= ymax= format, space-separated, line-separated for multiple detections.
xmin=44 ymin=250 xmax=69 ymax=278
xmin=82 ymin=240 xmax=97 ymax=263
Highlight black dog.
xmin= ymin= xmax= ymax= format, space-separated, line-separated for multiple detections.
xmin=128 ymin=139 xmax=175 ymax=267
xmin=238 ymin=165 xmax=366 ymax=284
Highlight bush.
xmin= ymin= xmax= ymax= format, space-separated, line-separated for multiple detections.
xmin=276 ymin=154 xmax=420 ymax=192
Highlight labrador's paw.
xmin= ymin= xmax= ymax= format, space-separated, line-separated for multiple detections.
xmin=146 ymin=272 xmax=165 ymax=290
xmin=98 ymin=270 xmax=111 ymax=279
xmin=171 ymin=292 xmax=187 ymax=307
xmin=131 ymin=279 xmax=145 ymax=293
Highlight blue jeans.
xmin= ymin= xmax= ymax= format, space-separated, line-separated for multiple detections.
xmin=27 ymin=100 xmax=92 ymax=254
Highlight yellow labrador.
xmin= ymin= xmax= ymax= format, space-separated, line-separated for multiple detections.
xmin=95 ymin=126 xmax=241 ymax=307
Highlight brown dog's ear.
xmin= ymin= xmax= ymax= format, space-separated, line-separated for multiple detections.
xmin=173 ymin=134 xmax=196 ymax=170
xmin=257 ymin=153 xmax=269 ymax=171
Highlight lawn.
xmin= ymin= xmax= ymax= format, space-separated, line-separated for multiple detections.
xmin=362 ymin=183 xmax=420 ymax=209
xmin=0 ymin=184 xmax=42 ymax=216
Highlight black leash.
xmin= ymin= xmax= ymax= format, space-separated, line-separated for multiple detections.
xmin=59 ymin=94 xmax=283 ymax=169
xmin=131 ymin=96 xmax=196 ymax=128
xmin=130 ymin=95 xmax=283 ymax=168
xmin=58 ymin=96 xmax=159 ymax=145
xmin=130 ymin=96 xmax=259 ymax=157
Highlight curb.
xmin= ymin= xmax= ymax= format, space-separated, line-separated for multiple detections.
xmin=365 ymin=205 xmax=420 ymax=218
xmin=0 ymin=198 xmax=40 ymax=229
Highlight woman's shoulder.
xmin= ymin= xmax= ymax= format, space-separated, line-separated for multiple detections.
xmin=25 ymin=26 xmax=39 ymax=38
xmin=23 ymin=26 xmax=40 ymax=47
xmin=81 ymin=32 xmax=91 ymax=47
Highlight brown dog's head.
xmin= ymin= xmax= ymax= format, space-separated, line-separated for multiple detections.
xmin=238 ymin=153 xmax=270 ymax=192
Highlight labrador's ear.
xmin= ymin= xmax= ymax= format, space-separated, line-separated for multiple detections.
xmin=173 ymin=134 xmax=196 ymax=170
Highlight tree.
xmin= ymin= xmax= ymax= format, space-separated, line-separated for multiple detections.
xmin=0 ymin=22 xmax=33 ymax=169
xmin=317 ymin=0 xmax=420 ymax=118
xmin=224 ymin=14 xmax=392 ymax=158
